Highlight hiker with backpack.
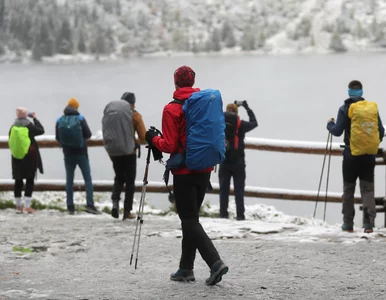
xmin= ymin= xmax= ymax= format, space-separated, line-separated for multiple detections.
xmin=327 ymin=80 xmax=384 ymax=233
xmin=219 ymin=101 xmax=258 ymax=220
xmin=56 ymin=98 xmax=100 ymax=215
xmin=145 ymin=65 xmax=229 ymax=285
xmin=9 ymin=107 xmax=44 ymax=214
xmin=102 ymin=95 xmax=140 ymax=221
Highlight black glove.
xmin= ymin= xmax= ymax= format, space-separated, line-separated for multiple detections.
xmin=145 ymin=130 xmax=158 ymax=146
xmin=135 ymin=143 xmax=141 ymax=158
xmin=151 ymin=147 xmax=163 ymax=161
xmin=242 ymin=100 xmax=249 ymax=110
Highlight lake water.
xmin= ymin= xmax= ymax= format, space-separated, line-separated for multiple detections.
xmin=1 ymin=53 xmax=386 ymax=226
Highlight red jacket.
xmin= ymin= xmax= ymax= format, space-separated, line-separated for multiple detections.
xmin=152 ymin=87 xmax=213 ymax=175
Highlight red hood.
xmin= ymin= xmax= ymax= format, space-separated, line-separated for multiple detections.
xmin=173 ymin=87 xmax=200 ymax=101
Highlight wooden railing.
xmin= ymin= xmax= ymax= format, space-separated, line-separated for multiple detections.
xmin=0 ymin=135 xmax=384 ymax=204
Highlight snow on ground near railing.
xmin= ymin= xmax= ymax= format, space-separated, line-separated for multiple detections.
xmin=0 ymin=135 xmax=345 ymax=150
xmin=245 ymin=137 xmax=343 ymax=150
xmin=0 ymin=179 xmax=354 ymax=198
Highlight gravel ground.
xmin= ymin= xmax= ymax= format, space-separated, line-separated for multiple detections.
xmin=1 ymin=210 xmax=386 ymax=300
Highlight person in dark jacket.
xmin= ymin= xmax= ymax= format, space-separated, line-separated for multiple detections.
xmin=327 ymin=80 xmax=384 ymax=233
xmin=109 ymin=92 xmax=147 ymax=221
xmin=10 ymin=107 xmax=44 ymax=214
xmin=219 ymin=101 xmax=258 ymax=220
xmin=145 ymin=65 xmax=228 ymax=285
xmin=56 ymin=98 xmax=99 ymax=215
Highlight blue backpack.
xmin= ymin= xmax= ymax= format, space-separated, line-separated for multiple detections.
xmin=183 ymin=89 xmax=226 ymax=170
xmin=57 ymin=115 xmax=84 ymax=148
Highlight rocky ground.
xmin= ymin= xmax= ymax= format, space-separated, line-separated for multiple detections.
xmin=1 ymin=210 xmax=386 ymax=300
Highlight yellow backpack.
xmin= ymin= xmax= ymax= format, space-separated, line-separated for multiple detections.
xmin=348 ymin=100 xmax=380 ymax=156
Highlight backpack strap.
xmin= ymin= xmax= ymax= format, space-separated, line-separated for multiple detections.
xmin=234 ymin=117 xmax=241 ymax=150
xmin=169 ymin=99 xmax=184 ymax=105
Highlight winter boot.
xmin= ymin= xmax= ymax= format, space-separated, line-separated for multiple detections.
xmin=205 ymin=260 xmax=229 ymax=286
xmin=122 ymin=211 xmax=136 ymax=221
xmin=363 ymin=223 xmax=374 ymax=234
xmin=111 ymin=201 xmax=119 ymax=219
xmin=24 ymin=197 xmax=36 ymax=214
xmin=85 ymin=205 xmax=101 ymax=215
xmin=341 ymin=223 xmax=354 ymax=232
xmin=15 ymin=197 xmax=23 ymax=214
xmin=170 ymin=269 xmax=195 ymax=282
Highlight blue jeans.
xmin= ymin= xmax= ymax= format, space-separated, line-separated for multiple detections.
xmin=64 ymin=155 xmax=94 ymax=209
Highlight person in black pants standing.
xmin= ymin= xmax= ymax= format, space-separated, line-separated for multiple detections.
xmin=145 ymin=65 xmax=228 ymax=285
xmin=219 ymin=101 xmax=258 ymax=220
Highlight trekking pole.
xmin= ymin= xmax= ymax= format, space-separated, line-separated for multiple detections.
xmin=323 ymin=133 xmax=333 ymax=222
xmin=130 ymin=145 xmax=151 ymax=269
xmin=313 ymin=132 xmax=332 ymax=218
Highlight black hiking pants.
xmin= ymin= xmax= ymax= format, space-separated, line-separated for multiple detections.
xmin=173 ymin=172 xmax=221 ymax=270
xmin=14 ymin=177 xmax=35 ymax=198
xmin=342 ymin=155 xmax=376 ymax=226
xmin=219 ymin=161 xmax=246 ymax=220
xmin=110 ymin=154 xmax=136 ymax=212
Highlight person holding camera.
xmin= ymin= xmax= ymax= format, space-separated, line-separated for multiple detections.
xmin=219 ymin=100 xmax=258 ymax=220
xmin=9 ymin=107 xmax=45 ymax=213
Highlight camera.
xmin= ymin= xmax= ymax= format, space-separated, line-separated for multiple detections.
xmin=234 ymin=100 xmax=245 ymax=107
xmin=27 ymin=112 xmax=35 ymax=118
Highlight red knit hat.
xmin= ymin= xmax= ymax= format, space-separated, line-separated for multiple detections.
xmin=174 ymin=66 xmax=195 ymax=87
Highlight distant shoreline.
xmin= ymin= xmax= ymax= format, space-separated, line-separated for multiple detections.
xmin=2 ymin=47 xmax=386 ymax=65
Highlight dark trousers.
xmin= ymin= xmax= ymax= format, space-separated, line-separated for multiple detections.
xmin=14 ymin=177 xmax=34 ymax=198
xmin=64 ymin=154 xmax=94 ymax=209
xmin=111 ymin=154 xmax=137 ymax=212
xmin=219 ymin=161 xmax=246 ymax=220
xmin=342 ymin=155 xmax=376 ymax=226
xmin=173 ymin=172 xmax=221 ymax=270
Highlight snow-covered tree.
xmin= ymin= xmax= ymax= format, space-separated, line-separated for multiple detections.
xmin=329 ymin=31 xmax=347 ymax=52
xmin=56 ymin=19 xmax=73 ymax=55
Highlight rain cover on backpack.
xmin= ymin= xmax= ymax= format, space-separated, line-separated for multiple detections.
xmin=102 ymin=100 xmax=135 ymax=156
xmin=9 ymin=126 xmax=31 ymax=159
xmin=348 ymin=101 xmax=380 ymax=156
xmin=57 ymin=115 xmax=84 ymax=149
xmin=183 ymin=89 xmax=226 ymax=170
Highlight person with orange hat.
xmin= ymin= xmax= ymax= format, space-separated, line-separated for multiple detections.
xmin=56 ymin=98 xmax=99 ymax=215
xmin=219 ymin=100 xmax=258 ymax=221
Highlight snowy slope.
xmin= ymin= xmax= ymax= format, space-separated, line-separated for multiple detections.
xmin=1 ymin=0 xmax=386 ymax=62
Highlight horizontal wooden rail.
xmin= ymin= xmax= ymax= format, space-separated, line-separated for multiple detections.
xmin=0 ymin=135 xmax=385 ymax=163
xmin=0 ymin=180 xmax=367 ymax=204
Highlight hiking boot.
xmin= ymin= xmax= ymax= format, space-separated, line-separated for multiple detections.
xmin=122 ymin=211 xmax=136 ymax=220
xmin=170 ymin=269 xmax=195 ymax=282
xmin=16 ymin=206 xmax=23 ymax=214
xmin=111 ymin=201 xmax=119 ymax=219
xmin=68 ymin=209 xmax=75 ymax=215
xmin=24 ymin=207 xmax=36 ymax=214
xmin=205 ymin=260 xmax=229 ymax=286
xmin=363 ymin=223 xmax=374 ymax=234
xmin=84 ymin=205 xmax=101 ymax=215
xmin=341 ymin=223 xmax=354 ymax=232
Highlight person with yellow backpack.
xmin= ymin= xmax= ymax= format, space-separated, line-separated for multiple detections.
xmin=327 ymin=80 xmax=385 ymax=233
xmin=9 ymin=107 xmax=45 ymax=214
